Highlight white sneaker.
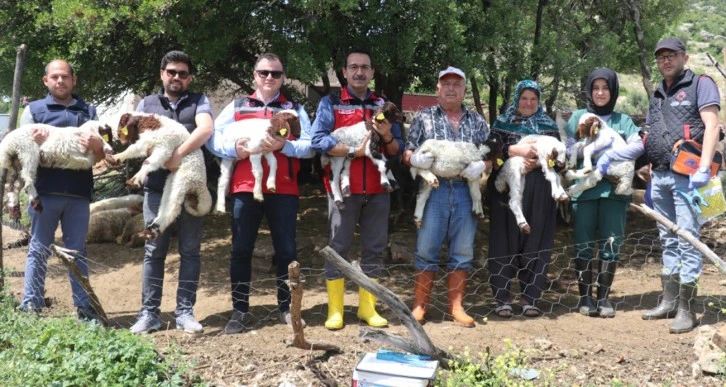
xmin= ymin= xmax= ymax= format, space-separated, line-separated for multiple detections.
xmin=175 ymin=312 xmax=203 ymax=334
xmin=130 ymin=311 xmax=161 ymax=334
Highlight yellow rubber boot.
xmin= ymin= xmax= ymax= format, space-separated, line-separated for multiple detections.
xmin=357 ymin=279 xmax=388 ymax=327
xmin=325 ymin=278 xmax=345 ymax=330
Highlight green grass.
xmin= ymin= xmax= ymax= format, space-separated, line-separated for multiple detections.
xmin=0 ymin=294 xmax=202 ymax=386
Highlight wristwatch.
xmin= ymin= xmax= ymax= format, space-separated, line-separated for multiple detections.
xmin=346 ymin=146 xmax=356 ymax=160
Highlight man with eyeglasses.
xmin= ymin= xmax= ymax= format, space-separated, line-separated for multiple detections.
xmin=18 ymin=59 xmax=105 ymax=324
xmin=311 ymin=48 xmax=404 ymax=330
xmin=403 ymin=67 xmax=489 ymax=327
xmin=129 ymin=50 xmax=214 ymax=335
xmin=206 ymin=53 xmax=314 ymax=334
xmin=601 ymin=37 xmax=721 ymax=334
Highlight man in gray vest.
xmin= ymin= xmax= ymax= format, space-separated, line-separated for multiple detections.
xmin=633 ymin=38 xmax=720 ymax=333
xmin=129 ymin=50 xmax=214 ymax=334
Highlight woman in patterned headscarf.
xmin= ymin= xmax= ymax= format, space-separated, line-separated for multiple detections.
xmin=564 ymin=68 xmax=640 ymax=319
xmin=487 ymin=80 xmax=561 ymax=318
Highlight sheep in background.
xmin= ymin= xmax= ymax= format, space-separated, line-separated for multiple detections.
xmin=86 ymin=207 xmax=141 ymax=244
xmin=321 ymin=102 xmax=402 ymax=209
xmin=494 ymin=135 xmax=568 ymax=233
xmin=116 ymin=213 xmax=146 ymax=248
xmin=410 ymin=138 xmax=500 ymax=228
xmin=214 ymin=110 xmax=301 ymax=211
xmin=0 ymin=120 xmax=114 ymax=213
xmin=111 ymin=112 xmax=212 ymax=240
xmin=565 ymin=113 xmax=635 ymax=196
xmin=90 ymin=194 xmax=144 ymax=214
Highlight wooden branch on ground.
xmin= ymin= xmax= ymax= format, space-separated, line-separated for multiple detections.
xmin=320 ymin=246 xmax=450 ymax=363
xmin=285 ymin=261 xmax=340 ymax=352
xmin=629 ymin=203 xmax=726 ymax=275
xmin=50 ymin=245 xmax=110 ymax=326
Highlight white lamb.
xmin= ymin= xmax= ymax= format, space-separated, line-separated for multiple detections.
xmin=494 ymin=135 xmax=568 ymax=234
xmin=565 ymin=113 xmax=635 ymax=196
xmin=409 ymin=139 xmax=496 ymax=228
xmin=214 ymin=110 xmax=300 ymax=212
xmin=0 ymin=120 xmax=113 ymax=213
xmin=89 ymin=194 xmax=144 ymax=214
xmin=321 ymin=102 xmax=402 ymax=210
xmin=111 ymin=112 xmax=212 ymax=239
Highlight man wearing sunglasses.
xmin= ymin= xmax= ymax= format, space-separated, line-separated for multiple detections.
xmin=129 ymin=50 xmax=214 ymax=335
xmin=311 ymin=48 xmax=404 ymax=330
xmin=18 ymin=59 xmax=104 ymax=324
xmin=206 ymin=53 xmax=314 ymax=334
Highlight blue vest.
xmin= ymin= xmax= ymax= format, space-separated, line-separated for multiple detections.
xmin=28 ymin=94 xmax=96 ymax=199
xmin=140 ymin=91 xmax=218 ymax=192
xmin=646 ymin=70 xmax=706 ymax=170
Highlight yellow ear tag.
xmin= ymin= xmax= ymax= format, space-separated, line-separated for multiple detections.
xmin=121 ymin=127 xmax=128 ymax=136
xmin=375 ymin=113 xmax=385 ymax=121
xmin=548 ymin=159 xmax=555 ymax=168
xmin=593 ymin=128 xmax=599 ymax=136
xmin=496 ymin=158 xmax=504 ymax=167
xmin=102 ymin=134 xmax=110 ymax=142
xmin=280 ymin=128 xmax=288 ymax=136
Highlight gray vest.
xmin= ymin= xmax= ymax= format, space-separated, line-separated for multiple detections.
xmin=646 ymin=70 xmax=706 ymax=170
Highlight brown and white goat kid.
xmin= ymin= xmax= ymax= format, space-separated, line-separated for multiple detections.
xmin=111 ymin=112 xmax=212 ymax=239
xmin=215 ymin=110 xmax=300 ymax=212
xmin=321 ymin=102 xmax=402 ymax=209
xmin=494 ymin=135 xmax=568 ymax=234
xmin=0 ymin=120 xmax=113 ymax=213
xmin=410 ymin=138 xmax=500 ymax=228
xmin=565 ymin=113 xmax=635 ymax=197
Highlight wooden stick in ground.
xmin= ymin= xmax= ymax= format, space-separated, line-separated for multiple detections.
xmin=320 ymin=246 xmax=449 ymax=363
xmin=50 ymin=244 xmax=110 ymax=326
xmin=8 ymin=44 xmax=27 ymax=132
xmin=629 ymin=203 xmax=726 ymax=275
xmin=286 ymin=261 xmax=340 ymax=352
xmin=0 ymin=168 xmax=5 ymax=291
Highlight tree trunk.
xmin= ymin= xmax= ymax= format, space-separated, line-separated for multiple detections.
xmin=624 ymin=0 xmax=654 ymax=96
xmin=529 ymin=0 xmax=548 ymax=79
xmin=470 ymin=74 xmax=484 ymax=116
xmin=487 ymin=76 xmax=499 ymax=125
xmin=8 ymin=44 xmax=27 ymax=131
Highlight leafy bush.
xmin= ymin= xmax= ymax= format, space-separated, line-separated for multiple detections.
xmin=436 ymin=343 xmax=534 ymax=387
xmin=0 ymin=296 xmax=198 ymax=386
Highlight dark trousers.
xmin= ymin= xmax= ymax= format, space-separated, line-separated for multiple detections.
xmin=230 ymin=192 xmax=298 ymax=313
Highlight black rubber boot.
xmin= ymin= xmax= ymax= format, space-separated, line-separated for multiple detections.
xmin=642 ymin=275 xmax=679 ymax=320
xmin=596 ymin=260 xmax=617 ymax=318
xmin=574 ymin=258 xmax=597 ymax=316
xmin=670 ymin=282 xmax=698 ymax=334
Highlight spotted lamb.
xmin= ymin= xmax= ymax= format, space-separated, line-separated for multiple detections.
xmin=494 ymin=135 xmax=568 ymax=234
xmin=321 ymin=102 xmax=402 ymax=209
xmin=565 ymin=113 xmax=635 ymax=196
xmin=409 ymin=139 xmax=498 ymax=228
xmin=0 ymin=120 xmax=113 ymax=213
xmin=214 ymin=110 xmax=301 ymax=212
xmin=111 ymin=112 xmax=212 ymax=240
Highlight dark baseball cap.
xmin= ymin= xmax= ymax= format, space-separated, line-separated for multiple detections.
xmin=654 ymin=38 xmax=686 ymax=55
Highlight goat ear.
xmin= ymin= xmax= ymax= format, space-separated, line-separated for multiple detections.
xmin=118 ymin=113 xmax=131 ymax=130
xmin=286 ymin=114 xmax=301 ymax=138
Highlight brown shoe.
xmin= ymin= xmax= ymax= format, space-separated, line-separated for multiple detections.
xmin=447 ymin=270 xmax=475 ymax=327
xmin=411 ymin=271 xmax=436 ymax=324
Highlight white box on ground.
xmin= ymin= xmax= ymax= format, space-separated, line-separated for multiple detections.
xmin=352 ymin=352 xmax=438 ymax=387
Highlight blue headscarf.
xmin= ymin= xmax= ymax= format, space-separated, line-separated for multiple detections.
xmin=494 ymin=80 xmax=558 ymax=135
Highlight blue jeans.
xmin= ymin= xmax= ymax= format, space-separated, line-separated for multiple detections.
xmin=650 ymin=170 xmax=702 ymax=283
xmin=21 ymin=194 xmax=91 ymax=310
xmin=141 ymin=189 xmax=203 ymax=316
xmin=230 ymin=193 xmax=298 ymax=313
xmin=415 ymin=180 xmax=477 ymax=272
xmin=324 ymin=193 xmax=389 ymax=279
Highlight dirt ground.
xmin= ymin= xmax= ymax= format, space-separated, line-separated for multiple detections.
xmin=3 ymin=184 xmax=726 ymax=386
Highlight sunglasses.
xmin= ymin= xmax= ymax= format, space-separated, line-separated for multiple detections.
xmin=164 ymin=69 xmax=190 ymax=79
xmin=255 ymin=70 xmax=284 ymax=79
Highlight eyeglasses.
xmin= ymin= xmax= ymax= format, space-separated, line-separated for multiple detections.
xmin=655 ymin=52 xmax=680 ymax=63
xmin=164 ymin=69 xmax=190 ymax=79
xmin=255 ymin=70 xmax=284 ymax=79
xmin=347 ymin=64 xmax=372 ymax=73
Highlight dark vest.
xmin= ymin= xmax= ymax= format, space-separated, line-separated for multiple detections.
xmin=646 ymin=70 xmax=706 ymax=170
xmin=29 ymin=94 xmax=96 ymax=199
xmin=323 ymin=88 xmax=389 ymax=195
xmin=228 ymin=93 xmax=301 ymax=196
xmin=140 ymin=91 xmax=219 ymax=191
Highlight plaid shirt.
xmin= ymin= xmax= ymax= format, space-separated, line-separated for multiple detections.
xmin=406 ymin=105 xmax=489 ymax=150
